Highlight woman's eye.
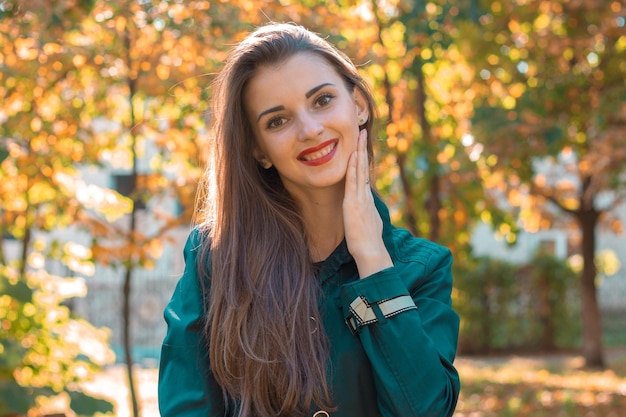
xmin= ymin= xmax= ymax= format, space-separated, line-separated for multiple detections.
xmin=315 ymin=93 xmax=334 ymax=107
xmin=266 ymin=117 xmax=286 ymax=129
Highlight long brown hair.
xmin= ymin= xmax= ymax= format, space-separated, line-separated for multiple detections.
xmin=195 ymin=23 xmax=376 ymax=417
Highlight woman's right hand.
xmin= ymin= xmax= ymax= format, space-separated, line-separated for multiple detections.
xmin=342 ymin=129 xmax=393 ymax=278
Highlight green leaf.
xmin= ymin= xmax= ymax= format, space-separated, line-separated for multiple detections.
xmin=0 ymin=277 xmax=32 ymax=303
xmin=0 ymin=339 xmax=26 ymax=374
xmin=68 ymin=390 xmax=115 ymax=416
xmin=0 ymin=378 xmax=35 ymax=414
xmin=78 ymin=0 xmax=96 ymax=13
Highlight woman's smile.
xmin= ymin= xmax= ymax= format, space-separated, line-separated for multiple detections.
xmin=297 ymin=139 xmax=338 ymax=165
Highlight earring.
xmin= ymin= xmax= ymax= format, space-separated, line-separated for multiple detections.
xmin=359 ymin=116 xmax=367 ymax=125
xmin=260 ymin=160 xmax=272 ymax=169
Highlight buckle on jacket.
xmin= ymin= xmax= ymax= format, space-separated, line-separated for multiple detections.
xmin=345 ymin=315 xmax=359 ymax=336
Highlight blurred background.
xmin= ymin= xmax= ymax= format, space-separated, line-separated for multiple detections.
xmin=1 ymin=0 xmax=625 ymax=416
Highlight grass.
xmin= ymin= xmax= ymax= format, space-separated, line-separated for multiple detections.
xmin=40 ymin=347 xmax=626 ymax=416
xmin=453 ymin=348 xmax=626 ymax=417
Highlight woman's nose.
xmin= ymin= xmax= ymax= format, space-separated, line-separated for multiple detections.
xmin=297 ymin=113 xmax=323 ymax=141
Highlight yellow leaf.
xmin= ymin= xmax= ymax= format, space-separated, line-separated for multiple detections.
xmin=534 ymin=13 xmax=551 ymax=31
xmin=397 ymin=138 xmax=409 ymax=153
xmin=156 ymin=64 xmax=170 ymax=80
xmin=15 ymin=37 xmax=38 ymax=60
xmin=147 ymin=238 xmax=164 ymax=259
xmin=509 ymin=83 xmax=525 ymax=98
xmin=72 ymin=54 xmax=86 ymax=67
xmin=502 ymin=96 xmax=516 ymax=109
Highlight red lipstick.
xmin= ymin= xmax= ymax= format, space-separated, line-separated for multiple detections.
xmin=297 ymin=139 xmax=338 ymax=166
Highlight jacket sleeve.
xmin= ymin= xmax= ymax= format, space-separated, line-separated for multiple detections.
xmin=158 ymin=229 xmax=227 ymax=416
xmin=340 ymin=239 xmax=460 ymax=417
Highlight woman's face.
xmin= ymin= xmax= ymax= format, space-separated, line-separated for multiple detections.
xmin=245 ymin=52 xmax=369 ymax=198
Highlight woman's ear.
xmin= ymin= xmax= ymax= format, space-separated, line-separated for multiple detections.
xmin=353 ymin=87 xmax=369 ymax=126
xmin=253 ymin=148 xmax=273 ymax=169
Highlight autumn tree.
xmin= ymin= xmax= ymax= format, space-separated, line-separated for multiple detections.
xmin=0 ymin=0 xmax=216 ymax=413
xmin=0 ymin=0 xmax=117 ymax=414
xmin=462 ymin=0 xmax=626 ymax=367
xmin=321 ymin=0 xmax=507 ymax=269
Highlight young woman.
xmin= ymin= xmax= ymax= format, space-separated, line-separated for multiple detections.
xmin=158 ymin=23 xmax=460 ymax=417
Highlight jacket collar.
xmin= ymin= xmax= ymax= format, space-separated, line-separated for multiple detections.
xmin=372 ymin=190 xmax=397 ymax=255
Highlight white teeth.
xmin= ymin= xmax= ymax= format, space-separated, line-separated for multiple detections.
xmin=302 ymin=142 xmax=335 ymax=161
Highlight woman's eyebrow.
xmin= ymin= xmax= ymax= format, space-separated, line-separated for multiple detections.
xmin=305 ymin=82 xmax=335 ymax=98
xmin=257 ymin=105 xmax=285 ymax=122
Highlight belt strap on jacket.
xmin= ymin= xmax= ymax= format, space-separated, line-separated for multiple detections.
xmin=345 ymin=294 xmax=416 ymax=335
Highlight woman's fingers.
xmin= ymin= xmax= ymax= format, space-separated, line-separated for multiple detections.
xmin=344 ymin=130 xmax=363 ymax=199
xmin=343 ymin=129 xmax=392 ymax=278
xmin=349 ymin=128 xmax=369 ymax=199
xmin=358 ymin=129 xmax=369 ymax=195
xmin=345 ymin=128 xmax=371 ymax=203
xmin=343 ymin=130 xmax=382 ymax=250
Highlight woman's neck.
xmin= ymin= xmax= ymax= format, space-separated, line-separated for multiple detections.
xmin=292 ymin=187 xmax=346 ymax=263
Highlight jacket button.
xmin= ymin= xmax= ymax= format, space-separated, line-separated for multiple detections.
xmin=313 ymin=412 xmax=329 ymax=417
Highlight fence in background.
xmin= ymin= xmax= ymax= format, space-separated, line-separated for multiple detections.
xmin=75 ymin=270 xmax=180 ymax=366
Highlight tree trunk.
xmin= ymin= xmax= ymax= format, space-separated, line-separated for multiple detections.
xmin=427 ymin=174 xmax=442 ymax=242
xmin=19 ymin=223 xmax=31 ymax=278
xmin=415 ymin=55 xmax=441 ymax=242
xmin=481 ymin=290 xmax=492 ymax=353
xmin=537 ymin=271 xmax=555 ymax=351
xmin=0 ymin=213 xmax=6 ymax=266
xmin=122 ymin=20 xmax=141 ymax=417
xmin=122 ymin=257 xmax=140 ymax=417
xmin=396 ymin=153 xmax=419 ymax=236
xmin=578 ymin=207 xmax=605 ymax=368
xmin=19 ymin=143 xmax=34 ymax=279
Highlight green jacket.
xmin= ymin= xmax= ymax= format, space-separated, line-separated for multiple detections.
xmin=159 ymin=196 xmax=460 ymax=416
